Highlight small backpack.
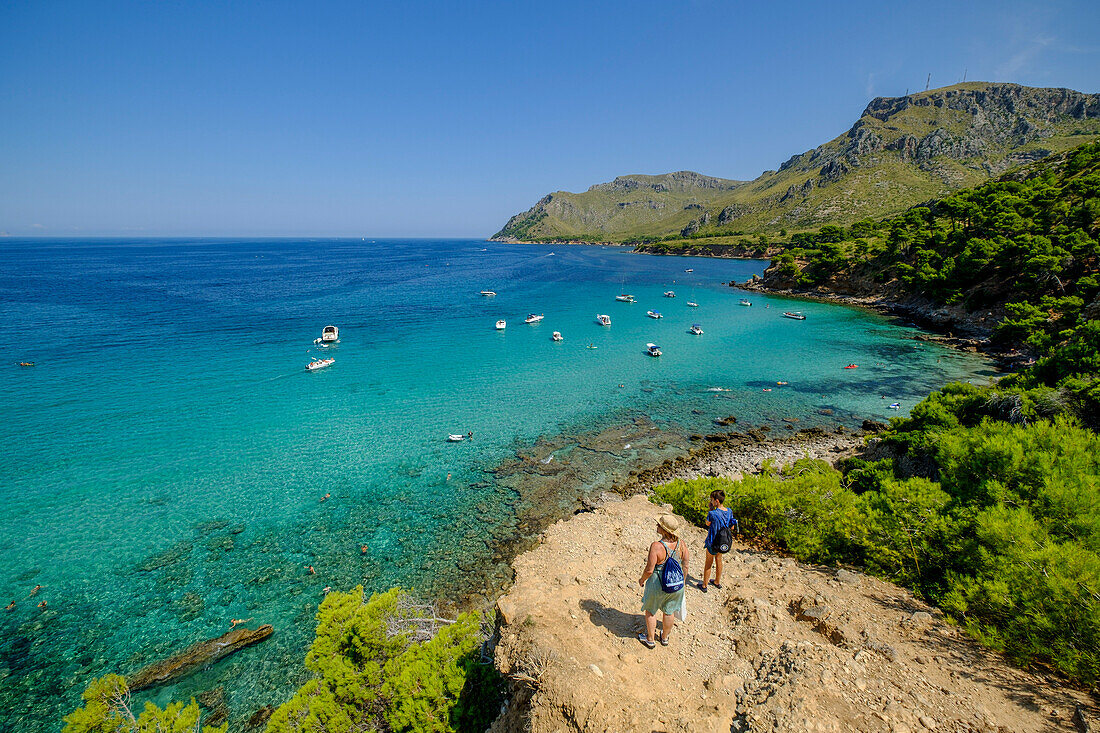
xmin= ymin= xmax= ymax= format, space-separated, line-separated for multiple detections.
xmin=659 ymin=540 xmax=685 ymax=593
xmin=711 ymin=509 xmax=737 ymax=554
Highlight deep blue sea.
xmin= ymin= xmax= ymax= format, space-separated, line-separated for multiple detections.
xmin=0 ymin=238 xmax=996 ymax=729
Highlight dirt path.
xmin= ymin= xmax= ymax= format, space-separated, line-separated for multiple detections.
xmin=490 ymin=495 xmax=1097 ymax=732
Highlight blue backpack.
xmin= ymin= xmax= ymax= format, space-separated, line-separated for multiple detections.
xmin=659 ymin=540 xmax=685 ymax=593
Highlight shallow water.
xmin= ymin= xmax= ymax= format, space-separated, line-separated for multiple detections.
xmin=0 ymin=239 xmax=996 ymax=728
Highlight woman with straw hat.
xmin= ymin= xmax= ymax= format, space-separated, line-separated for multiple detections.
xmin=637 ymin=513 xmax=690 ymax=648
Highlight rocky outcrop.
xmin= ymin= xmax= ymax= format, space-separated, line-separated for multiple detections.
xmin=588 ymin=171 xmax=742 ymax=194
xmin=492 ymin=82 xmax=1100 ymax=242
xmin=127 ymin=625 xmax=274 ymax=691
xmin=491 ymin=496 xmax=1097 ymax=732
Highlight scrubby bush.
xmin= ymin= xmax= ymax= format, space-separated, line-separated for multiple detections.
xmin=266 ymin=587 xmax=499 ymax=733
xmin=63 ymin=674 xmax=227 ymax=733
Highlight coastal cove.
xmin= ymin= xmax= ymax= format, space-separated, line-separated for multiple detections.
xmin=0 ymin=239 xmax=996 ymax=729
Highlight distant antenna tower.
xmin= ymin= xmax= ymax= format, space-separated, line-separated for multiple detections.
xmin=963 ymin=68 xmax=967 ymax=83
xmin=925 ymin=73 xmax=931 ymax=91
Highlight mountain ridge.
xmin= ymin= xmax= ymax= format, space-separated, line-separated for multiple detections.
xmin=492 ymin=82 xmax=1100 ymax=243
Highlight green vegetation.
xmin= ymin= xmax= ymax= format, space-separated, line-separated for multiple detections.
xmin=265 ymin=587 xmax=500 ymax=733
xmin=63 ymin=674 xmax=227 ymax=733
xmin=654 ymin=142 xmax=1100 ymax=684
xmin=493 ymin=83 xmax=1100 ymax=243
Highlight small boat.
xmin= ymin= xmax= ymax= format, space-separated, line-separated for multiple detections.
xmin=306 ymin=358 xmax=335 ymax=371
xmin=646 ymin=343 xmax=662 ymax=357
xmin=596 ymin=314 xmax=611 ymax=326
xmin=447 ymin=434 xmax=465 ymax=442
xmin=646 ymin=310 xmax=663 ymax=319
xmin=740 ymin=299 xmax=752 ymax=307
xmin=762 ymin=388 xmax=772 ymax=392
xmin=525 ymin=314 xmax=544 ymax=324
xmin=687 ymin=301 xmax=699 ymax=307
xmin=776 ymin=381 xmax=788 ymax=385
xmin=889 ymin=402 xmax=901 ymax=410
xmin=615 ymin=294 xmax=636 ymax=303
xmin=480 ymin=290 xmax=497 ymax=297
xmin=551 ymin=331 xmax=563 ymax=342
xmin=844 ymin=364 xmax=858 ymax=369
xmin=495 ymin=320 xmax=507 ymax=330
xmin=689 ymin=324 xmax=704 ymax=335
xmin=664 ymin=291 xmax=676 ymax=298
xmin=685 ymin=268 xmax=693 ymax=272
xmin=782 ymin=311 xmax=806 ymax=320
xmin=586 ymin=343 xmax=598 ymax=349
xmin=321 ymin=325 xmax=339 ymax=342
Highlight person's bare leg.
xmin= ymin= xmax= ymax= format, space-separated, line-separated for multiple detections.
xmin=644 ymin=610 xmax=658 ymax=642
xmin=661 ymin=612 xmax=675 ymax=643
xmin=714 ymin=553 xmax=724 ymax=586
xmin=702 ymin=552 xmax=714 ymax=587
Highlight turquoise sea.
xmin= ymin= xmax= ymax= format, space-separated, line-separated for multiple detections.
xmin=0 ymin=238 xmax=997 ymax=729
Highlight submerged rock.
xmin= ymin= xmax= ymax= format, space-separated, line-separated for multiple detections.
xmin=127 ymin=624 xmax=274 ymax=691
xmin=137 ymin=541 xmax=193 ymax=572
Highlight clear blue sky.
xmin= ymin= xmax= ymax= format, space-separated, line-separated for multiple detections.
xmin=2 ymin=0 xmax=1098 ymax=238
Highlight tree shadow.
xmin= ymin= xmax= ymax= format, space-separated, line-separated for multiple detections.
xmin=451 ymin=648 xmax=504 ymax=733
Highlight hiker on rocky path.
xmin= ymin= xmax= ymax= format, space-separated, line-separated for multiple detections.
xmin=638 ymin=514 xmax=689 ymax=648
xmin=700 ymin=489 xmax=735 ymax=592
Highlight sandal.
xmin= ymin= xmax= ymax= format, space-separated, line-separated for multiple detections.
xmin=637 ymin=633 xmax=656 ymax=649
xmin=712 ymin=581 xmax=722 ymax=589
xmin=658 ymin=630 xmax=671 ymax=646
xmin=697 ymin=582 xmax=708 ymax=593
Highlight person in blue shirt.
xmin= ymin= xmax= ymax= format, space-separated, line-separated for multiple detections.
xmin=699 ymin=489 xmax=734 ymax=592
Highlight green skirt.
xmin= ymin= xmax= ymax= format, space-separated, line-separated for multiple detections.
xmin=641 ymin=567 xmax=686 ymax=619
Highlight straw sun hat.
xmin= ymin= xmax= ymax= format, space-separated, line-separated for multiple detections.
xmin=657 ymin=514 xmax=681 ymax=538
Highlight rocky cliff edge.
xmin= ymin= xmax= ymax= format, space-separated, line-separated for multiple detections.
xmin=491 ymin=495 xmax=1096 ymax=732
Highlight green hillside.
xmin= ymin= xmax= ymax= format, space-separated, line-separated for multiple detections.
xmin=493 ymin=82 xmax=1100 ymax=243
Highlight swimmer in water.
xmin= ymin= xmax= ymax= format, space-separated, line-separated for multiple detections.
xmin=4 ymin=601 xmax=14 ymax=611
xmin=320 ymin=493 xmax=330 ymax=503
xmin=308 ymin=566 xmax=316 ymax=575
xmin=37 ymin=601 xmax=47 ymax=609
xmin=230 ymin=617 xmax=253 ymax=628
xmin=29 ymin=585 xmax=41 ymax=597
xmin=361 ymin=544 xmax=369 ymax=554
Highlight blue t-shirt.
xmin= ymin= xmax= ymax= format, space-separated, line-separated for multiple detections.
xmin=705 ymin=507 xmax=734 ymax=549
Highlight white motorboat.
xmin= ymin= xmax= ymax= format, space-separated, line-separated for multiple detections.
xmin=687 ymin=301 xmax=699 ymax=307
xmin=551 ymin=331 xmax=563 ymax=342
xmin=646 ymin=310 xmax=663 ymax=319
xmin=525 ymin=313 xmax=544 ymax=324
xmin=685 ymin=268 xmax=693 ymax=272
xmin=495 ymin=319 xmax=507 ymax=330
xmin=889 ymin=402 xmax=901 ymax=410
xmin=689 ymin=324 xmax=704 ymax=335
xmin=306 ymin=358 xmax=335 ymax=371
xmin=740 ymin=299 xmax=752 ymax=307
xmin=447 ymin=434 xmax=465 ymax=442
xmin=782 ymin=311 xmax=806 ymax=320
xmin=480 ymin=290 xmax=497 ymax=297
xmin=321 ymin=325 xmax=339 ymax=342
xmin=596 ymin=314 xmax=611 ymax=326
xmin=646 ymin=343 xmax=662 ymax=357
xmin=664 ymin=290 xmax=676 ymax=298
xmin=615 ymin=294 xmax=636 ymax=303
